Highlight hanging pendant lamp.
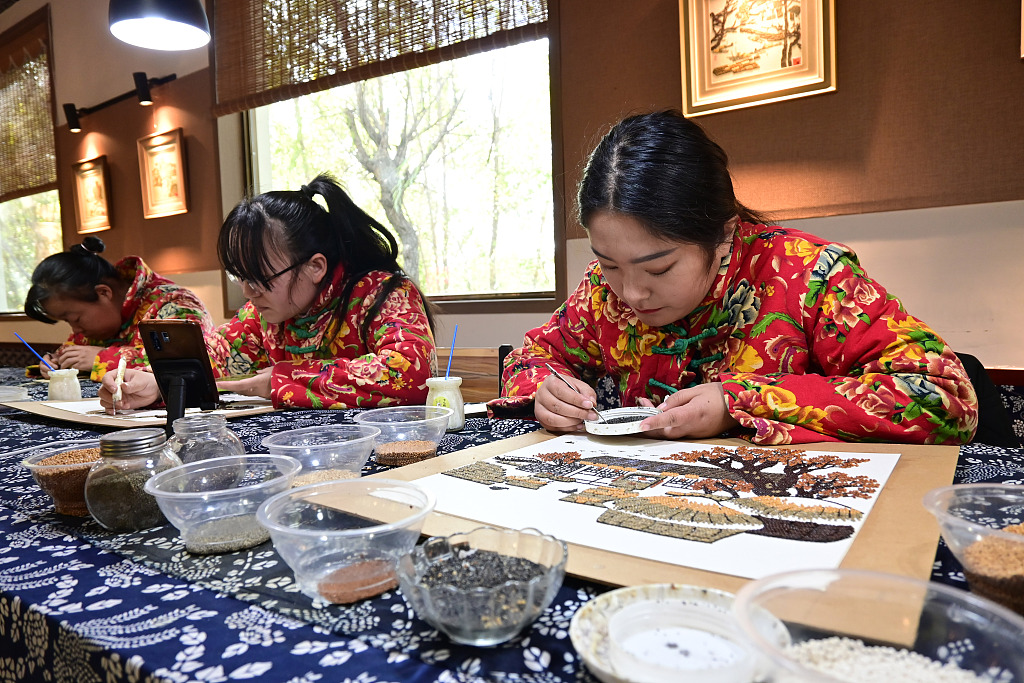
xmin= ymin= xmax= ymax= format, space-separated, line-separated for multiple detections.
xmin=109 ymin=0 xmax=211 ymax=51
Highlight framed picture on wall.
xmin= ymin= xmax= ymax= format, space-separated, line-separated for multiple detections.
xmin=137 ymin=128 xmax=188 ymax=218
xmin=72 ymin=156 xmax=112 ymax=233
xmin=679 ymin=0 xmax=836 ymax=116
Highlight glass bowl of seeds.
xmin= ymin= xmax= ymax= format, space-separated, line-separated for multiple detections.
xmin=19 ymin=439 xmax=103 ymax=516
xmin=396 ymin=526 xmax=568 ymax=646
xmin=257 ymin=478 xmax=435 ymax=604
xmin=261 ymin=424 xmax=381 ymax=486
xmin=923 ymin=483 xmax=1024 ymax=617
xmin=144 ymin=454 xmax=301 ymax=555
xmin=353 ymin=406 xmax=452 ymax=467
xmin=733 ymin=568 xmax=1024 ymax=683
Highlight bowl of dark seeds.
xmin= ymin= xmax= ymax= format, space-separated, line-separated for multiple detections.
xmin=144 ymin=454 xmax=301 ymax=555
xmin=397 ymin=526 xmax=568 ymax=646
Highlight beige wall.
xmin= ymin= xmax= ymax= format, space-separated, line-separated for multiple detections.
xmin=2 ymin=0 xmax=1021 ymax=369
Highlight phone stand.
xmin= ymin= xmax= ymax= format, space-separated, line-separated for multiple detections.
xmin=152 ymin=359 xmax=220 ymax=433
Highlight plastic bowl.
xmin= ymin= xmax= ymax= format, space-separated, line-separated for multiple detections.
xmin=923 ymin=483 xmax=1024 ymax=616
xmin=0 ymin=386 xmax=30 ymax=402
xmin=396 ymin=526 xmax=568 ymax=646
xmin=256 ymin=478 xmax=435 ymax=604
xmin=733 ymin=568 xmax=1024 ymax=683
xmin=261 ymin=424 xmax=380 ymax=485
xmin=144 ymin=454 xmax=301 ymax=554
xmin=353 ymin=406 xmax=452 ymax=466
xmin=17 ymin=439 xmax=103 ymax=516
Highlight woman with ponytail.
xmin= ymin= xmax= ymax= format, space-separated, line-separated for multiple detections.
xmin=24 ymin=236 xmax=213 ymax=380
xmin=102 ymin=174 xmax=437 ymax=411
xmin=492 ymin=110 xmax=977 ymax=446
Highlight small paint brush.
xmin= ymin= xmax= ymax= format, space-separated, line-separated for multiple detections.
xmin=544 ymin=362 xmax=608 ymax=423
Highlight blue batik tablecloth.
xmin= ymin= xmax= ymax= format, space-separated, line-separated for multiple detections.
xmin=0 ymin=368 xmax=1021 ymax=681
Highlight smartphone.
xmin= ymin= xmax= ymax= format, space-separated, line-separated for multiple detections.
xmin=139 ymin=319 xmax=220 ymax=412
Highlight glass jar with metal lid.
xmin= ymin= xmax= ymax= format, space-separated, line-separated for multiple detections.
xmin=167 ymin=414 xmax=245 ymax=464
xmin=84 ymin=427 xmax=182 ymax=531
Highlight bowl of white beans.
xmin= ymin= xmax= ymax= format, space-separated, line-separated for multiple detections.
xmin=732 ymin=568 xmax=1024 ymax=683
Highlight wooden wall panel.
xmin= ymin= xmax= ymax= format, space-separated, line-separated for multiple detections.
xmin=54 ymin=69 xmax=222 ymax=275
xmin=557 ymin=1 xmax=1024 ymax=237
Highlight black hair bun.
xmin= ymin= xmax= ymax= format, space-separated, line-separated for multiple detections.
xmin=81 ymin=236 xmax=106 ymax=254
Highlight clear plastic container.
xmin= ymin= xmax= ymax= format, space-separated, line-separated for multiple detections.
xmin=47 ymin=368 xmax=81 ymax=400
xmin=145 ymin=454 xmax=301 ymax=554
xmin=426 ymin=376 xmax=465 ymax=431
xmin=167 ymin=414 xmax=245 ymax=464
xmin=85 ymin=427 xmax=183 ymax=531
xmin=257 ymin=478 xmax=435 ymax=603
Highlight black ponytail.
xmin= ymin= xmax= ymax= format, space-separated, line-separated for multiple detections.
xmin=218 ymin=173 xmax=435 ymax=341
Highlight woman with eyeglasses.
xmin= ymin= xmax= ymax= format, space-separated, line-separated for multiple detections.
xmin=101 ymin=173 xmax=437 ymax=410
xmin=24 ymin=236 xmax=214 ymax=380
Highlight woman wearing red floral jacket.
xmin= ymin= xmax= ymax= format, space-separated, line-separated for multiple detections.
xmin=25 ymin=237 xmax=213 ymax=381
xmin=102 ymin=173 xmax=436 ymax=411
xmin=490 ymin=111 xmax=978 ymax=446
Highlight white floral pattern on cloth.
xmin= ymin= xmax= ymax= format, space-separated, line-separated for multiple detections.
xmin=0 ymin=377 xmax=607 ymax=682
xmin=1 ymin=368 xmax=1022 ymax=681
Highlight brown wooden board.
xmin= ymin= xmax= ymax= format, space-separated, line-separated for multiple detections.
xmin=0 ymin=397 xmax=275 ymax=428
xmin=369 ymin=431 xmax=959 ymax=594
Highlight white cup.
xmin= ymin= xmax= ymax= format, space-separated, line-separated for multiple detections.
xmin=48 ymin=368 xmax=82 ymax=401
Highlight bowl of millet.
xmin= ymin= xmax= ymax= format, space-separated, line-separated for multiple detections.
xmin=18 ymin=439 xmax=103 ymax=516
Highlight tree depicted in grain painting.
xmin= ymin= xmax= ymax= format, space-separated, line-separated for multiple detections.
xmin=664 ymin=446 xmax=873 ymax=542
xmin=663 ymin=446 xmax=878 ymax=500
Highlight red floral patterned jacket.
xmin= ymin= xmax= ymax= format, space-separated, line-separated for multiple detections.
xmin=207 ymin=265 xmax=436 ymax=409
xmin=491 ymin=223 xmax=978 ymax=445
xmin=62 ymin=257 xmax=214 ymax=381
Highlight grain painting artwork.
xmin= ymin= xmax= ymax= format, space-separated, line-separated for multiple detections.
xmin=416 ymin=435 xmax=900 ymax=579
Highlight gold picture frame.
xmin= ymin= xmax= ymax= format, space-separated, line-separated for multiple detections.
xmin=680 ymin=0 xmax=836 ymax=117
xmin=137 ymin=128 xmax=188 ymax=218
xmin=72 ymin=156 xmax=112 ymax=234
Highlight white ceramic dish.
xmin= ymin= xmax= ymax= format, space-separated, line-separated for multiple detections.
xmin=569 ymin=583 xmax=788 ymax=683
xmin=584 ymin=407 xmax=660 ymax=436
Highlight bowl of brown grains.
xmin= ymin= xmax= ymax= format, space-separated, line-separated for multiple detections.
xmin=353 ymin=406 xmax=452 ymax=467
xmin=733 ymin=568 xmax=1024 ymax=683
xmin=396 ymin=526 xmax=568 ymax=646
xmin=19 ymin=439 xmax=102 ymax=516
xmin=261 ymin=424 xmax=381 ymax=486
xmin=256 ymin=478 xmax=435 ymax=604
xmin=924 ymin=483 xmax=1024 ymax=617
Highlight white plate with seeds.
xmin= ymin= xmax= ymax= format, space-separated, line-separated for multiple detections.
xmin=569 ymin=583 xmax=788 ymax=683
xmin=584 ymin=407 xmax=660 ymax=436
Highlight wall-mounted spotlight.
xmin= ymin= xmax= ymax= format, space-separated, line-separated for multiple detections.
xmin=134 ymin=71 xmax=153 ymax=105
xmin=109 ymin=0 xmax=211 ymax=51
xmin=62 ymin=72 xmax=176 ymax=133
xmin=63 ymin=103 xmax=82 ymax=133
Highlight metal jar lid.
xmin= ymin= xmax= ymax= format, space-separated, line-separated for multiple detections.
xmin=99 ymin=427 xmax=168 ymax=457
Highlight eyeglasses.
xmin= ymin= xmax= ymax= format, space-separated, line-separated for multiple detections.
xmin=239 ymin=259 xmax=307 ymax=292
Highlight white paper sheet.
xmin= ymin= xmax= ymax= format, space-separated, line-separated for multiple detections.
xmin=416 ymin=434 xmax=901 ymax=580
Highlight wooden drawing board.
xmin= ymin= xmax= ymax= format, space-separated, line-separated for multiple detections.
xmin=0 ymin=397 xmax=275 ymax=427
xmin=368 ymin=431 xmax=959 ymax=595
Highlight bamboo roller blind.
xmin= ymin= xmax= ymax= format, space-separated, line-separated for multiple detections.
xmin=213 ymin=0 xmax=548 ymax=117
xmin=0 ymin=8 xmax=56 ymax=204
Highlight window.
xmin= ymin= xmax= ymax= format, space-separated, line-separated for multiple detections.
xmin=213 ymin=0 xmax=557 ymax=304
xmin=0 ymin=8 xmax=62 ymax=314
xmin=250 ymin=38 xmax=554 ymax=298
